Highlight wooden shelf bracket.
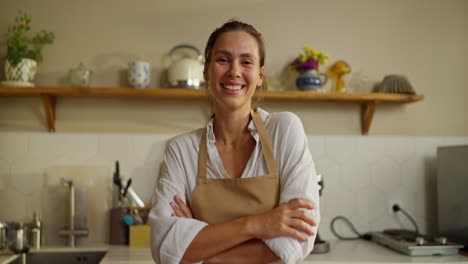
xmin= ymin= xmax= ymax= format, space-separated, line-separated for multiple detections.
xmin=361 ymin=101 xmax=377 ymax=135
xmin=42 ymin=94 xmax=56 ymax=132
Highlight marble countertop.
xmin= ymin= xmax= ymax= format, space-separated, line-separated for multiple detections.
xmin=2 ymin=240 xmax=467 ymax=264
xmin=100 ymin=246 xmax=153 ymax=264
xmin=101 ymin=240 xmax=468 ymax=264
xmin=100 ymin=240 xmax=468 ymax=264
xmin=303 ymin=240 xmax=468 ymax=263
xmin=0 ymin=250 xmax=18 ymax=264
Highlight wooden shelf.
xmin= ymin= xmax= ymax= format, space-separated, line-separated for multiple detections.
xmin=0 ymin=86 xmax=424 ymax=134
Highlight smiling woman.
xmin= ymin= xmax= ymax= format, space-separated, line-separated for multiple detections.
xmin=205 ymin=30 xmax=264 ymax=113
xmin=148 ymin=19 xmax=320 ymax=264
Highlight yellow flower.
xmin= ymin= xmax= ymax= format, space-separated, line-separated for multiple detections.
xmin=21 ymin=21 xmax=27 ymax=27
xmin=298 ymin=54 xmax=307 ymax=63
xmin=319 ymin=54 xmax=330 ymax=64
xmin=290 ymin=45 xmax=331 ymax=73
xmin=304 ymin=46 xmax=316 ymax=58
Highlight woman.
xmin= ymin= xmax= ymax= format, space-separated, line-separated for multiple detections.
xmin=149 ymin=19 xmax=320 ymax=264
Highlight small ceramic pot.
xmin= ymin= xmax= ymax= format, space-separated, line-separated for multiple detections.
xmin=128 ymin=61 xmax=151 ymax=88
xmin=296 ymin=69 xmax=328 ymax=91
xmin=4 ymin=58 xmax=37 ymax=86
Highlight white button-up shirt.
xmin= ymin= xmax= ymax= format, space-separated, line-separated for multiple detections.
xmin=149 ymin=108 xmax=320 ymax=264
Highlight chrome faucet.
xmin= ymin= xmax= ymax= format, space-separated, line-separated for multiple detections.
xmin=58 ymin=178 xmax=88 ymax=247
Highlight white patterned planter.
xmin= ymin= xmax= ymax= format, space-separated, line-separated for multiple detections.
xmin=4 ymin=58 xmax=37 ymax=85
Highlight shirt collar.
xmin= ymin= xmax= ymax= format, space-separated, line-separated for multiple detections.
xmin=206 ymin=108 xmax=267 ymax=144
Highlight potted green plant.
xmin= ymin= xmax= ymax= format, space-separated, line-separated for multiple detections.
xmin=3 ymin=11 xmax=55 ymax=86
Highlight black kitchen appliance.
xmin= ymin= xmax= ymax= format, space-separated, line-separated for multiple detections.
xmin=436 ymin=145 xmax=468 ymax=250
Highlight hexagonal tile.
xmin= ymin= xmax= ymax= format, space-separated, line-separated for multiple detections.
xmin=0 ymin=133 xmax=28 ymax=162
xmin=356 ymin=188 xmax=386 ymax=223
xmin=355 ymin=137 xmax=387 ymax=163
xmin=25 ymin=189 xmax=43 ymax=219
xmin=131 ymin=134 xmax=171 ymax=161
xmin=320 ymin=190 xmax=339 ymax=221
xmin=414 ymin=137 xmax=439 ymax=158
xmin=341 ymin=157 xmax=371 ymax=191
xmin=381 ymin=137 xmax=416 ymax=164
xmin=336 ymin=189 xmax=359 ymax=219
xmin=317 ymin=214 xmax=333 ymax=240
xmin=400 ymin=157 xmax=426 ymax=193
xmin=314 ymin=156 xmax=341 ymax=196
xmin=96 ymin=135 xmax=133 ymax=164
xmin=10 ymin=155 xmax=51 ymax=194
xmin=0 ymin=187 xmax=28 ymax=221
xmin=0 ymin=160 xmax=10 ymax=191
xmin=370 ymin=158 xmax=401 ymax=192
xmin=324 ymin=136 xmax=357 ymax=163
xmin=29 ymin=133 xmax=81 ymax=162
xmin=308 ymin=136 xmax=326 ymax=160
xmin=52 ymin=134 xmax=98 ymax=163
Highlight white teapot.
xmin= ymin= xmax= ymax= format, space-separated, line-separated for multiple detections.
xmin=167 ymin=44 xmax=204 ymax=89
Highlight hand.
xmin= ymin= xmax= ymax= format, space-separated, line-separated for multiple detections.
xmin=246 ymin=198 xmax=316 ymax=241
xmin=170 ymin=195 xmax=193 ymax=218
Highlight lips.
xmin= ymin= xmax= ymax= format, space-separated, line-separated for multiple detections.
xmin=222 ymin=82 xmax=245 ymax=91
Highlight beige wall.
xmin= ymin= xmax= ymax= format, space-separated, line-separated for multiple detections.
xmin=1 ymin=0 xmax=467 ymax=135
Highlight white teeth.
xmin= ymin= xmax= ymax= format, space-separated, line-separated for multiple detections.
xmin=224 ymin=85 xmax=242 ymax=91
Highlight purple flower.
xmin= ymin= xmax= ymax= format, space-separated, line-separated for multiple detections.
xmin=290 ymin=58 xmax=319 ymax=73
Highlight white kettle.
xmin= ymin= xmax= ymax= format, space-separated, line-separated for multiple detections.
xmin=167 ymin=44 xmax=204 ymax=89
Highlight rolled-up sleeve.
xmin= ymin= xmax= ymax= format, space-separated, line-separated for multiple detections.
xmin=263 ymin=112 xmax=321 ymax=264
xmin=149 ymin=141 xmax=207 ymax=264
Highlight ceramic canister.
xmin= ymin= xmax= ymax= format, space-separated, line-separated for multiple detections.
xmin=128 ymin=61 xmax=151 ymax=88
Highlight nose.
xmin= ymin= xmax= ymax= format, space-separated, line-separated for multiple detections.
xmin=227 ymin=61 xmax=241 ymax=78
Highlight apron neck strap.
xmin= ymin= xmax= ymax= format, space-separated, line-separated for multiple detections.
xmin=250 ymin=109 xmax=278 ymax=176
xmin=198 ymin=127 xmax=208 ymax=182
xmin=197 ymin=109 xmax=278 ymax=182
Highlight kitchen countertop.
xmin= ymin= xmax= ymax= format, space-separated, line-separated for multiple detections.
xmin=0 ymin=250 xmax=18 ymax=264
xmin=99 ymin=245 xmax=153 ymax=264
xmin=303 ymin=240 xmax=468 ymax=263
xmin=2 ymin=240 xmax=467 ymax=264
xmin=103 ymin=240 xmax=468 ymax=264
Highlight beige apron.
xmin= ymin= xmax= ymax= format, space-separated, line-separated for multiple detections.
xmin=191 ymin=109 xmax=280 ymax=224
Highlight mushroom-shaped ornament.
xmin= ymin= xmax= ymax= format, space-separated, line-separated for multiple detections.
xmin=326 ymin=60 xmax=351 ymax=93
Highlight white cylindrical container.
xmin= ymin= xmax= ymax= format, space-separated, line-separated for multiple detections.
xmin=128 ymin=61 xmax=151 ymax=88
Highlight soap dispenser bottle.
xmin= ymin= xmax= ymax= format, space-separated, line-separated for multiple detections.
xmin=30 ymin=211 xmax=42 ymax=249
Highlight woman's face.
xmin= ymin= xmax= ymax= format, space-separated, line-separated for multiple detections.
xmin=204 ymin=31 xmax=264 ymax=112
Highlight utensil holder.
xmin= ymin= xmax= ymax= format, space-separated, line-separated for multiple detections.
xmin=110 ymin=207 xmax=129 ymax=245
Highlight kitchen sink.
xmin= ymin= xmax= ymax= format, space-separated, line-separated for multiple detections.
xmin=11 ymin=250 xmax=107 ymax=264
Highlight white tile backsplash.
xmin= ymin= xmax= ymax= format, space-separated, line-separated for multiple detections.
xmin=0 ymin=160 xmax=9 ymax=190
xmin=0 ymin=132 xmax=467 ymax=243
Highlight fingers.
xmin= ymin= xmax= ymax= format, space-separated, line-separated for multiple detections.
xmin=290 ymin=209 xmax=317 ymax=227
xmin=288 ymin=218 xmax=315 ymax=237
xmin=286 ymin=227 xmax=308 ymax=241
xmin=287 ymin=198 xmax=315 ymax=210
xmin=269 ymin=199 xmax=316 ymax=241
xmin=174 ymin=195 xmax=193 ymax=218
xmin=170 ymin=195 xmax=193 ymax=218
xmin=170 ymin=201 xmax=185 ymax=217
xmin=277 ymin=223 xmax=309 ymax=241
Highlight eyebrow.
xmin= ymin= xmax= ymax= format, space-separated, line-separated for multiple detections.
xmin=214 ymin=49 xmax=255 ymax=58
